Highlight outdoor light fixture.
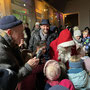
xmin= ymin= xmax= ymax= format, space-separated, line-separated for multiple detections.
xmin=44 ymin=9 xmax=48 ymax=12
xmin=24 ymin=4 xmax=26 ymax=6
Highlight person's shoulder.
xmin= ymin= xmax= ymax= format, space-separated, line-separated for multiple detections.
xmin=0 ymin=32 xmax=9 ymax=44
xmin=87 ymin=36 xmax=90 ymax=39
xmin=60 ymin=79 xmax=74 ymax=86
xmin=31 ymin=30 xmax=40 ymax=38
xmin=34 ymin=30 xmax=40 ymax=35
xmin=50 ymin=38 xmax=58 ymax=48
xmin=25 ymin=27 xmax=30 ymax=30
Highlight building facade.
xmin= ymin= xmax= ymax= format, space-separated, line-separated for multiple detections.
xmin=64 ymin=0 xmax=90 ymax=30
xmin=0 ymin=0 xmax=11 ymax=18
xmin=11 ymin=0 xmax=36 ymax=30
xmin=35 ymin=0 xmax=61 ymax=27
xmin=0 ymin=0 xmax=62 ymax=29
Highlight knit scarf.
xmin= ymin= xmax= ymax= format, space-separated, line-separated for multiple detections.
xmin=73 ymin=37 xmax=82 ymax=45
xmin=40 ymin=29 xmax=48 ymax=41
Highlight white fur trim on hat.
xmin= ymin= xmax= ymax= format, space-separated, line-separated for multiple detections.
xmin=58 ymin=40 xmax=75 ymax=48
xmin=43 ymin=60 xmax=61 ymax=81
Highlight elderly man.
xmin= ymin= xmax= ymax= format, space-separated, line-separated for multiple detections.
xmin=28 ymin=19 xmax=50 ymax=52
xmin=0 ymin=15 xmax=39 ymax=90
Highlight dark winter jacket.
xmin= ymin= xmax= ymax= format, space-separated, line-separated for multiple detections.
xmin=28 ymin=30 xmax=41 ymax=52
xmin=46 ymin=33 xmax=58 ymax=51
xmin=45 ymin=33 xmax=58 ymax=60
xmin=0 ymin=68 xmax=18 ymax=90
xmin=24 ymin=27 xmax=31 ymax=48
xmin=31 ymin=28 xmax=40 ymax=37
xmin=47 ymin=26 xmax=59 ymax=51
xmin=28 ymin=29 xmax=49 ymax=52
xmin=0 ymin=31 xmax=32 ymax=81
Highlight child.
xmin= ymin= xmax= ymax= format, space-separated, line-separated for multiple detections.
xmin=73 ymin=29 xmax=82 ymax=49
xmin=43 ymin=60 xmax=75 ymax=90
xmin=82 ymin=36 xmax=90 ymax=55
xmin=68 ymin=55 xmax=90 ymax=90
xmin=82 ymin=30 xmax=89 ymax=38
xmin=81 ymin=29 xmax=90 ymax=56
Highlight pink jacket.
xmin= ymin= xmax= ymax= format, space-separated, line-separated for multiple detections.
xmin=47 ymin=79 xmax=75 ymax=90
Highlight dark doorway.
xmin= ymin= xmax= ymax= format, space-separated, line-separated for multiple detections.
xmin=65 ymin=14 xmax=78 ymax=27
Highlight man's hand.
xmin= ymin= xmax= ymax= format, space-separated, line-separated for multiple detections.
xmin=19 ymin=39 xmax=24 ymax=47
xmin=27 ymin=57 xmax=39 ymax=69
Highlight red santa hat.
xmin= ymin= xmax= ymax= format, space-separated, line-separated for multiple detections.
xmin=57 ymin=29 xmax=75 ymax=48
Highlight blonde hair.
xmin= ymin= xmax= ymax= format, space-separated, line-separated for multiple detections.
xmin=82 ymin=30 xmax=88 ymax=35
xmin=70 ymin=55 xmax=80 ymax=62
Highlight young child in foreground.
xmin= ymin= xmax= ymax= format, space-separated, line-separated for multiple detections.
xmin=68 ymin=55 xmax=90 ymax=90
xmin=43 ymin=60 xmax=75 ymax=90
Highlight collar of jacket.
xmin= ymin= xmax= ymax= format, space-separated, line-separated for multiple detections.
xmin=0 ymin=29 xmax=19 ymax=49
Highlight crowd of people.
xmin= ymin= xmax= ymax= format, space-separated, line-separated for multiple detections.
xmin=0 ymin=15 xmax=90 ymax=90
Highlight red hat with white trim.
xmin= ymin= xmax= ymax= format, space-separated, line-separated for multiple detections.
xmin=57 ymin=29 xmax=75 ymax=48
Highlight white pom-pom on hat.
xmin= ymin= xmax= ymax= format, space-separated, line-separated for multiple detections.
xmin=73 ymin=26 xmax=79 ymax=31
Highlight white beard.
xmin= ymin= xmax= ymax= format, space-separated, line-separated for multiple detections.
xmin=57 ymin=46 xmax=71 ymax=63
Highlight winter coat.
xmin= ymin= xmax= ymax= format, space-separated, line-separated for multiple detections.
xmin=49 ymin=38 xmax=58 ymax=61
xmin=82 ymin=36 xmax=90 ymax=52
xmin=46 ymin=33 xmax=58 ymax=61
xmin=28 ymin=29 xmax=49 ymax=55
xmin=46 ymin=33 xmax=58 ymax=51
xmin=0 ymin=31 xmax=32 ymax=81
xmin=28 ymin=30 xmax=41 ymax=52
xmin=31 ymin=28 xmax=40 ymax=37
xmin=45 ymin=79 xmax=75 ymax=90
xmin=0 ymin=68 xmax=18 ymax=90
xmin=24 ymin=27 xmax=31 ymax=48
xmin=68 ymin=70 xmax=90 ymax=89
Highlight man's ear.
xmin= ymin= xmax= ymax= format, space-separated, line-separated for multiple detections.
xmin=7 ymin=29 xmax=12 ymax=35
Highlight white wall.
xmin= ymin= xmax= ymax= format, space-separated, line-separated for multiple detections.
xmin=64 ymin=0 xmax=90 ymax=30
